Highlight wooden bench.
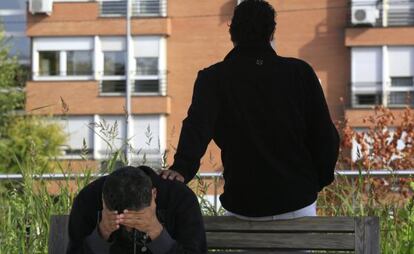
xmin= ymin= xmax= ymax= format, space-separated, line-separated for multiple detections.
xmin=49 ymin=215 xmax=380 ymax=253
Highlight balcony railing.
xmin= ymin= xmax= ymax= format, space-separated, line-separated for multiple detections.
xmin=350 ymin=0 xmax=414 ymax=27
xmin=99 ymin=0 xmax=167 ymax=17
xmin=351 ymin=82 xmax=383 ymax=108
xmin=351 ymin=82 xmax=414 ymax=108
xmin=100 ymin=71 xmax=167 ymax=96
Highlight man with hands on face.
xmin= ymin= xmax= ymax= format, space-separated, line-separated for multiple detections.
xmin=66 ymin=166 xmax=206 ymax=254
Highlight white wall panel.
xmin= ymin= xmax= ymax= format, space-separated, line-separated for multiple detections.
xmin=34 ymin=37 xmax=93 ymax=51
xmin=352 ymin=47 xmax=383 ymax=83
xmin=55 ymin=116 xmax=94 ymax=150
xmin=100 ymin=37 xmax=126 ymax=51
xmin=99 ymin=115 xmax=126 ymax=151
xmin=132 ymin=115 xmax=161 ymax=152
xmin=388 ymin=47 xmax=414 ymax=77
xmin=133 ymin=37 xmax=160 ymax=57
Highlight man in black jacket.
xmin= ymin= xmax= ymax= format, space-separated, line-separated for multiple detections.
xmin=161 ymin=0 xmax=339 ymax=219
xmin=67 ymin=166 xmax=206 ymax=254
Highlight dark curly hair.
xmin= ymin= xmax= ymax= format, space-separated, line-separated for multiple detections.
xmin=229 ymin=0 xmax=276 ymax=45
xmin=102 ymin=166 xmax=153 ymax=212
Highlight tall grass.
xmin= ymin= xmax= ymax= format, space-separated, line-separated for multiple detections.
xmin=0 ymin=151 xmax=93 ymax=253
xmin=318 ymin=175 xmax=414 ymax=253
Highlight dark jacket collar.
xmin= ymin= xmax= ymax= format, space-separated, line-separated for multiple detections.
xmin=224 ymin=42 xmax=277 ymax=61
xmin=138 ymin=165 xmax=161 ymax=187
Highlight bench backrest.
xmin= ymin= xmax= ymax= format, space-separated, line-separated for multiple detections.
xmin=204 ymin=216 xmax=379 ymax=253
xmin=49 ymin=215 xmax=379 ymax=254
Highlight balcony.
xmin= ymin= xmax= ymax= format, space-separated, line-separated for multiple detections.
xmin=350 ymin=0 xmax=414 ymax=27
xmin=99 ymin=0 xmax=167 ymax=17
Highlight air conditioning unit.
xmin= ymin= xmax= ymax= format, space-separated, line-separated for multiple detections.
xmin=351 ymin=6 xmax=379 ymax=26
xmin=29 ymin=0 xmax=53 ymax=15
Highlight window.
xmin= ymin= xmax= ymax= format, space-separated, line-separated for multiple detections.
xmin=33 ymin=37 xmax=94 ymax=79
xmin=104 ymin=51 xmax=125 ymax=76
xmin=95 ymin=115 xmax=163 ymax=167
xmin=131 ymin=115 xmax=165 ymax=168
xmin=388 ymin=91 xmax=414 ymax=106
xmin=388 ymin=47 xmax=414 ymax=107
xmin=54 ymin=116 xmax=94 ymax=157
xmin=351 ymin=47 xmax=383 ymax=107
xmin=133 ymin=37 xmax=163 ymax=94
xmin=98 ymin=115 xmax=126 ymax=152
xmin=67 ymin=51 xmax=93 ymax=76
xmin=100 ymin=37 xmax=127 ymax=94
xmin=351 ymin=46 xmax=414 ymax=108
xmin=39 ymin=51 xmax=60 ymax=76
xmin=355 ymin=93 xmax=382 ymax=106
xmin=132 ymin=115 xmax=162 ymax=151
xmin=101 ymin=51 xmax=126 ymax=93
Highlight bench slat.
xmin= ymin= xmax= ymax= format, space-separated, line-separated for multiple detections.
xmin=48 ymin=215 xmax=69 ymax=254
xmin=206 ymin=232 xmax=355 ymax=250
xmin=204 ymin=216 xmax=355 ymax=233
xmin=208 ymin=251 xmax=310 ymax=254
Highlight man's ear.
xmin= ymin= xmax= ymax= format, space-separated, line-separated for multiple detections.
xmin=152 ymin=188 xmax=157 ymax=200
xmin=102 ymin=196 xmax=107 ymax=209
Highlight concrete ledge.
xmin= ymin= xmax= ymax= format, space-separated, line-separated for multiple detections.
xmin=345 ymin=27 xmax=414 ymax=46
xmin=26 ymin=81 xmax=171 ymax=115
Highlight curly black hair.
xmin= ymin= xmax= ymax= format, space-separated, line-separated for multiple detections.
xmin=229 ymin=0 xmax=277 ymax=45
xmin=102 ymin=166 xmax=153 ymax=212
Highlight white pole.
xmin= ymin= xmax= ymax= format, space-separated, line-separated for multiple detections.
xmin=125 ymin=0 xmax=133 ymax=164
xmin=383 ymin=0 xmax=389 ymax=27
xmin=382 ymin=46 xmax=389 ymax=107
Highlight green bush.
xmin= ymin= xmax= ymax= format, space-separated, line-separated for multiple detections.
xmin=0 ymin=116 xmax=66 ymax=173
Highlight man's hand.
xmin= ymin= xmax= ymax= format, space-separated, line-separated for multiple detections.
xmin=119 ymin=197 xmax=163 ymax=240
xmin=160 ymin=170 xmax=185 ymax=182
xmin=98 ymin=201 xmax=121 ymax=241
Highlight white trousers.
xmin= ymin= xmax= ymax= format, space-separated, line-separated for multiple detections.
xmin=225 ymin=201 xmax=317 ymax=221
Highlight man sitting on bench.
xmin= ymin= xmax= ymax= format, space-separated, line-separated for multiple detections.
xmin=66 ymin=166 xmax=206 ymax=254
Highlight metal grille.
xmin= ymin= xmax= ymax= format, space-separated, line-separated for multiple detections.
xmin=99 ymin=0 xmax=167 ymax=17
xmin=100 ymin=71 xmax=167 ymax=95
xmin=350 ymin=82 xmax=383 ymax=108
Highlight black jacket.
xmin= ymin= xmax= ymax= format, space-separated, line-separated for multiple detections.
xmin=170 ymin=43 xmax=340 ymax=217
xmin=66 ymin=166 xmax=207 ymax=254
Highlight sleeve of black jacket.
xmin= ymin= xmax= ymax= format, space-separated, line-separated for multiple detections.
xmin=302 ymin=61 xmax=340 ymax=191
xmin=170 ymin=69 xmax=220 ymax=183
xmin=147 ymin=184 xmax=207 ymax=254
xmin=66 ymin=187 xmax=110 ymax=254
xmin=66 ymin=193 xmax=90 ymax=254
